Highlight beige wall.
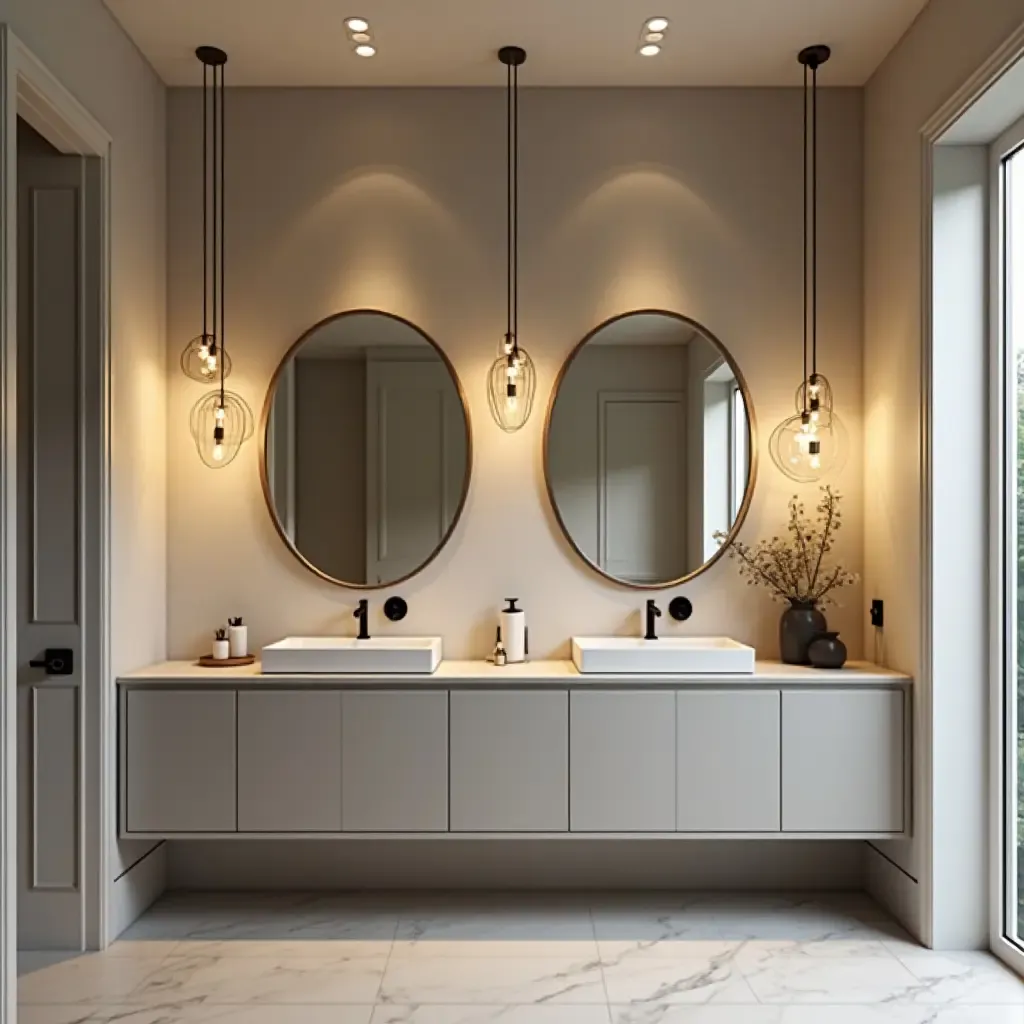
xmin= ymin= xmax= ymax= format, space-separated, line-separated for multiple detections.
xmin=0 ymin=1 xmax=167 ymax=885
xmin=166 ymin=86 xmax=864 ymax=660
xmin=863 ymin=0 xmax=1024 ymax=943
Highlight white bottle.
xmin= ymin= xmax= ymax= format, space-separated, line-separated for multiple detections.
xmin=228 ymin=619 xmax=247 ymax=659
xmin=212 ymin=634 xmax=230 ymax=661
xmin=501 ymin=598 xmax=526 ymax=663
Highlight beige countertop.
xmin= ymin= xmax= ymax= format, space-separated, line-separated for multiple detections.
xmin=118 ymin=659 xmax=911 ymax=688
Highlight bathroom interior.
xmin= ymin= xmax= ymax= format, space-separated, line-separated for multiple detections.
xmin=4 ymin=0 xmax=1024 ymax=1020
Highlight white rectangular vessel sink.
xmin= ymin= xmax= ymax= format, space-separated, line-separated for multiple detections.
xmin=571 ymin=637 xmax=755 ymax=675
xmin=262 ymin=636 xmax=442 ymax=675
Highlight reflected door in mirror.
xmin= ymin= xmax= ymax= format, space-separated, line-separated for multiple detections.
xmin=546 ymin=311 xmax=754 ymax=587
xmin=263 ymin=312 xmax=470 ymax=588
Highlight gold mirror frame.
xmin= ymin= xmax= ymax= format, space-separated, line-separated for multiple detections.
xmin=259 ymin=309 xmax=474 ymax=590
xmin=543 ymin=309 xmax=758 ymax=590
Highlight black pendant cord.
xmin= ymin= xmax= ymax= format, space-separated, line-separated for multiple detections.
xmin=219 ymin=61 xmax=226 ymax=405
xmin=505 ymin=59 xmax=513 ymax=350
xmin=511 ymin=61 xmax=519 ymax=355
xmin=802 ymin=61 xmax=809 ymax=414
xmin=211 ymin=61 xmax=218 ymax=366
xmin=202 ymin=63 xmax=209 ymax=343
xmin=811 ymin=59 xmax=818 ymax=385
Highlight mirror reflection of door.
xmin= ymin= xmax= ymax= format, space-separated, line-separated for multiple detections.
xmin=264 ymin=312 xmax=470 ymax=588
xmin=547 ymin=311 xmax=753 ymax=587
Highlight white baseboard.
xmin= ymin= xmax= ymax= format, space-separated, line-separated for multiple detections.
xmin=168 ymin=839 xmax=866 ymax=891
xmin=865 ymin=842 xmax=924 ymax=944
xmin=108 ymin=842 xmax=166 ymax=943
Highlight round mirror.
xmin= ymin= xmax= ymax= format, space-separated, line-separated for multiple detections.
xmin=544 ymin=310 xmax=756 ymax=588
xmin=260 ymin=311 xmax=472 ymax=588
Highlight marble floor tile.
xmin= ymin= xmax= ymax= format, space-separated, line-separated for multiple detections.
xmin=611 ymin=1008 xmax=1024 ymax=1024
xmin=371 ymin=1006 xmax=614 ymax=1024
xmin=17 ymin=955 xmax=171 ymax=1005
xmin=132 ymin=953 xmax=389 ymax=1006
xmin=889 ymin=951 xmax=1024 ymax=1005
xmin=737 ymin=953 xmax=925 ymax=1004
xmin=378 ymin=957 xmax=608 ymax=1005
xmin=17 ymin=1004 xmax=375 ymax=1024
xmin=599 ymin=955 xmax=758 ymax=1005
xmin=609 ymin=1007 xmax=784 ymax=1024
xmin=393 ymin=910 xmax=598 ymax=959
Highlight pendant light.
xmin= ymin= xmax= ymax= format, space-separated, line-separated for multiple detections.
xmin=488 ymin=45 xmax=536 ymax=432
xmin=769 ymin=44 xmax=848 ymax=482
xmin=181 ymin=47 xmax=232 ymax=384
xmin=187 ymin=47 xmax=253 ymax=468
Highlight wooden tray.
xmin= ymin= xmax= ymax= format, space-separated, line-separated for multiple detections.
xmin=197 ymin=654 xmax=256 ymax=668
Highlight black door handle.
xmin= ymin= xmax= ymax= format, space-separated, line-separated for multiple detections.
xmin=29 ymin=648 xmax=74 ymax=676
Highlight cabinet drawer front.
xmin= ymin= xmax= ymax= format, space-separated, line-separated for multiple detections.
xmin=782 ymin=689 xmax=905 ymax=833
xmin=570 ymin=691 xmax=675 ymax=832
xmin=238 ymin=691 xmax=342 ymax=832
xmin=677 ymin=690 xmax=781 ymax=832
xmin=342 ymin=691 xmax=449 ymax=832
xmin=126 ymin=690 xmax=236 ymax=833
xmin=450 ymin=690 xmax=568 ymax=832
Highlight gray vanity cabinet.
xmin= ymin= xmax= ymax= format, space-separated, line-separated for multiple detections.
xmin=570 ymin=691 xmax=676 ymax=832
xmin=237 ymin=690 xmax=342 ymax=832
xmin=449 ymin=690 xmax=569 ymax=831
xmin=341 ymin=690 xmax=449 ymax=832
xmin=781 ymin=689 xmax=905 ymax=833
xmin=125 ymin=689 xmax=236 ymax=833
xmin=676 ymin=690 xmax=782 ymax=832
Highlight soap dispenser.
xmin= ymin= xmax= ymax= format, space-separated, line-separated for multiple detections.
xmin=501 ymin=598 xmax=527 ymax=663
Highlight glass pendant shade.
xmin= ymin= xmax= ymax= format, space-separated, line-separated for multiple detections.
xmin=190 ymin=389 xmax=254 ymax=469
xmin=488 ymin=343 xmax=536 ymax=432
xmin=769 ymin=396 xmax=848 ymax=483
xmin=181 ymin=334 xmax=232 ymax=383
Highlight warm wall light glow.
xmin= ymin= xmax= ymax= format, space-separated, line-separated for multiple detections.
xmin=355 ymin=44 xmax=376 ymax=57
xmin=646 ymin=16 xmax=670 ymax=32
xmin=639 ymin=44 xmax=661 ymax=56
xmin=345 ymin=17 xmax=369 ymax=32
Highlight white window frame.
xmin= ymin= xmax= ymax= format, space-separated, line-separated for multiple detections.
xmin=990 ymin=111 xmax=1024 ymax=978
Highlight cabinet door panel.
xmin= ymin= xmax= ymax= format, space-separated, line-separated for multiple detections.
xmin=570 ymin=691 xmax=675 ymax=832
xmin=342 ymin=690 xmax=448 ymax=832
xmin=782 ymin=690 xmax=905 ymax=833
xmin=676 ymin=690 xmax=781 ymax=832
xmin=238 ymin=691 xmax=342 ymax=832
xmin=450 ymin=691 xmax=568 ymax=832
xmin=126 ymin=690 xmax=236 ymax=833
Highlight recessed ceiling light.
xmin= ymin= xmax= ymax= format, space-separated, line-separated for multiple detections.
xmin=639 ymin=43 xmax=661 ymax=57
xmin=345 ymin=17 xmax=369 ymax=32
xmin=355 ymin=44 xmax=376 ymax=57
xmin=645 ymin=17 xmax=669 ymax=32
xmin=351 ymin=32 xmax=371 ymax=43
xmin=644 ymin=31 xmax=664 ymax=42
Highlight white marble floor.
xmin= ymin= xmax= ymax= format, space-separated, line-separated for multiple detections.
xmin=15 ymin=891 xmax=1024 ymax=1023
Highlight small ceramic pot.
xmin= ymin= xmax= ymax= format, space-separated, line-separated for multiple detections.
xmin=808 ymin=631 xmax=848 ymax=670
xmin=212 ymin=638 xmax=230 ymax=661
xmin=779 ymin=601 xmax=827 ymax=665
xmin=229 ymin=625 xmax=247 ymax=659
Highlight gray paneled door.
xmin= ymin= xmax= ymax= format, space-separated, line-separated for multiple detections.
xmin=16 ymin=122 xmax=99 ymax=950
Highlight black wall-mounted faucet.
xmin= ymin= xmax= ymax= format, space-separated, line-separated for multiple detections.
xmin=645 ymin=599 xmax=662 ymax=641
xmin=354 ymin=599 xmax=370 ymax=640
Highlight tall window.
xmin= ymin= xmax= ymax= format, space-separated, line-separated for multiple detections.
xmin=996 ymin=120 xmax=1024 ymax=950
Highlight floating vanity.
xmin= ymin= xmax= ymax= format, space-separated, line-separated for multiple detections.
xmin=118 ymin=659 xmax=910 ymax=841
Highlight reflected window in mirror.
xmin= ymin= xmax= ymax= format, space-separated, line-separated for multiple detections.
xmin=261 ymin=311 xmax=471 ymax=588
xmin=545 ymin=311 xmax=756 ymax=588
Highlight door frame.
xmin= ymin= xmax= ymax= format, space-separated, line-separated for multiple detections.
xmin=0 ymin=23 xmax=113 ymax=1016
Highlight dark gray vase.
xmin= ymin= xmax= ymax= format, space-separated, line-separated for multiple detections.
xmin=780 ymin=602 xmax=827 ymax=665
xmin=808 ymin=631 xmax=848 ymax=670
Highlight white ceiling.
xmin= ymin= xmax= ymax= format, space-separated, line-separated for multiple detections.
xmin=103 ymin=0 xmax=930 ymax=87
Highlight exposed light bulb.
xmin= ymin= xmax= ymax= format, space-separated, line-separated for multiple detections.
xmin=639 ymin=44 xmax=661 ymax=56
xmin=646 ymin=16 xmax=670 ymax=32
xmin=504 ymin=336 xmax=514 ymax=355
xmin=215 ymin=406 xmax=226 ymax=423
xmin=198 ymin=342 xmax=210 ymax=361
xmin=507 ymin=394 xmax=518 ymax=412
xmin=809 ymin=453 xmax=821 ymax=471
xmin=810 ymin=409 xmax=820 ymax=424
xmin=345 ymin=17 xmax=369 ymax=32
xmin=207 ymin=354 xmax=217 ymax=372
